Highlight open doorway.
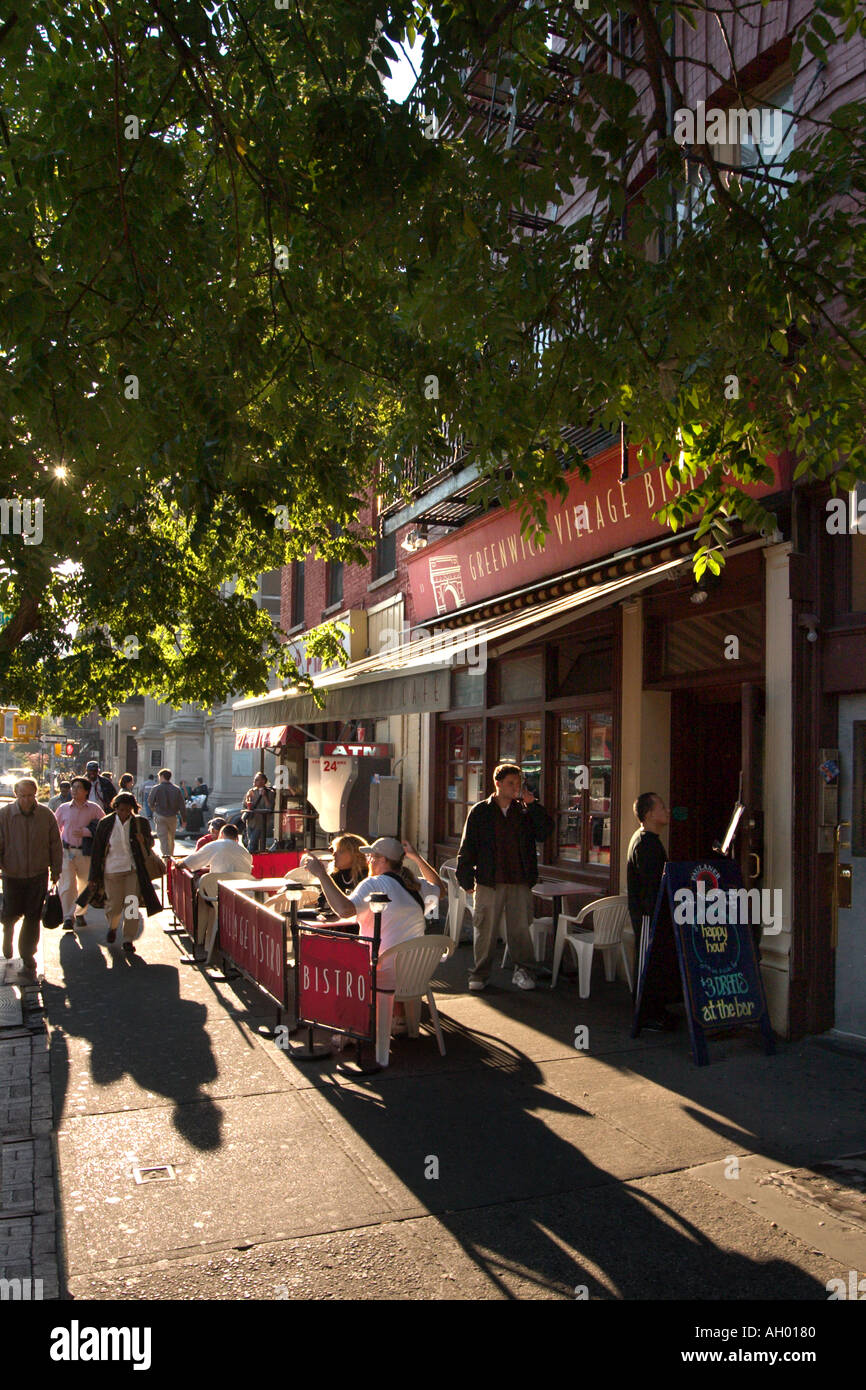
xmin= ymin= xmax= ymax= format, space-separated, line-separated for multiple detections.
xmin=668 ymin=687 xmax=742 ymax=861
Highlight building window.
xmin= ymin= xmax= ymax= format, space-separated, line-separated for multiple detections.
xmin=327 ymin=558 xmax=343 ymax=608
xmin=375 ymin=526 xmax=396 ymax=578
xmin=445 ymin=721 xmax=484 ymax=838
xmin=258 ymin=569 xmax=282 ymax=625
xmin=677 ymin=77 xmax=797 ymax=232
xmin=494 ymin=717 xmax=543 ymax=797
xmin=291 ymin=561 xmax=305 ymax=627
xmin=554 ymin=711 xmax=612 ymax=864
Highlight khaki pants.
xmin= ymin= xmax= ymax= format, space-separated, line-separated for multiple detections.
xmin=59 ymin=847 xmax=91 ymax=919
xmin=470 ymin=883 xmax=535 ymax=983
xmin=154 ymin=815 xmax=176 ymax=857
xmin=104 ymin=871 xmax=142 ymax=942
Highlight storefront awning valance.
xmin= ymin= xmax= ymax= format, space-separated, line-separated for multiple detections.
xmin=232 ymin=551 xmax=701 ymax=735
xmin=234 ymin=724 xmax=299 ymax=750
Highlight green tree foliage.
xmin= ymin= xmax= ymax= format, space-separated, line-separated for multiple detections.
xmin=1 ymin=0 xmax=864 ymax=711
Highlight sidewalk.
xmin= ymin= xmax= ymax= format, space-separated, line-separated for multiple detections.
xmin=0 ymin=955 xmax=61 ymax=1301
xmin=30 ymin=894 xmax=866 ymax=1300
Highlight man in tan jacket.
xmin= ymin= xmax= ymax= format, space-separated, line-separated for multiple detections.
xmin=0 ymin=779 xmax=63 ymax=981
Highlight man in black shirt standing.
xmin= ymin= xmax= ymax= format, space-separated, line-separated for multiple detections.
xmin=627 ymin=791 xmax=678 ymax=1030
xmin=457 ymin=763 xmax=553 ymax=993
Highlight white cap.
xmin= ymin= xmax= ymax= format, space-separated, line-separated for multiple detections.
xmin=358 ymin=836 xmax=404 ymax=862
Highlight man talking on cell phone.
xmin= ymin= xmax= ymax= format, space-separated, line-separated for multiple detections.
xmin=456 ymin=763 xmax=553 ymax=993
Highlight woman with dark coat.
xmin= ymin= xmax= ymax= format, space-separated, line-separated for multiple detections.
xmin=88 ymin=792 xmax=162 ymax=955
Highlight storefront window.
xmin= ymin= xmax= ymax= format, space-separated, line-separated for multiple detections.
xmin=556 ymin=715 xmax=584 ymax=862
xmin=446 ymin=721 xmax=484 ymax=837
xmin=588 ymin=713 xmax=612 ymax=866
xmin=555 ymin=712 xmax=612 ymax=864
xmin=496 ymin=718 xmax=542 ymax=796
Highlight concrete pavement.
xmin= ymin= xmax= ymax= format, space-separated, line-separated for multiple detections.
xmin=27 ymin=891 xmax=866 ymax=1301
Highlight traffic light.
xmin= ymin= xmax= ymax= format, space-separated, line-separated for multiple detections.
xmin=54 ymin=742 xmax=63 ymax=756
xmin=65 ymin=742 xmax=75 ymax=757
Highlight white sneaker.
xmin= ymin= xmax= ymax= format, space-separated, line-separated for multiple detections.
xmin=512 ymin=967 xmax=536 ymax=991
xmin=468 ymin=978 xmax=487 ymax=992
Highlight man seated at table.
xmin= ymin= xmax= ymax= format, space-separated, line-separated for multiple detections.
xmin=183 ymin=823 xmax=253 ymax=876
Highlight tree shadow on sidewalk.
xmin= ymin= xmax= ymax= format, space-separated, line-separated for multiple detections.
xmin=43 ymin=929 xmax=222 ymax=1151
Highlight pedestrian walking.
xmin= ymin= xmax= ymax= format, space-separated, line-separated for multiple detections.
xmin=55 ymin=777 xmax=105 ymax=930
xmin=0 ymin=779 xmax=63 ymax=981
xmin=140 ymin=774 xmax=158 ymax=826
xmin=118 ymin=773 xmax=135 ymax=793
xmin=147 ymin=769 xmax=186 ymax=856
xmin=48 ymin=779 xmax=72 ymax=812
xmin=627 ymin=791 xmax=679 ymax=1031
xmin=242 ymin=773 xmax=275 ymax=853
xmin=456 ymin=763 xmax=554 ymax=992
xmin=87 ymin=792 xmax=162 ymax=955
xmin=83 ymin=760 xmax=117 ymax=812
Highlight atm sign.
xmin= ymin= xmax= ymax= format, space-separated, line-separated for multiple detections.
xmin=321 ymin=743 xmax=389 ymax=758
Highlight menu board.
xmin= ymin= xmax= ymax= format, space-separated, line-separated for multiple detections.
xmin=634 ymin=859 xmax=775 ymax=1066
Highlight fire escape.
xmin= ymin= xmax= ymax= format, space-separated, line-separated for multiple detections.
xmin=381 ymin=15 xmax=622 ymax=541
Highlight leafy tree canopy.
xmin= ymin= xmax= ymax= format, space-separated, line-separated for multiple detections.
xmin=1 ymin=0 xmax=864 ymax=712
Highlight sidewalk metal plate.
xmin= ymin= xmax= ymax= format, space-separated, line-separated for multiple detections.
xmin=0 ymin=985 xmax=23 ymax=1028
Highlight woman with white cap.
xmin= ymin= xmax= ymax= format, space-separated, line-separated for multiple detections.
xmin=300 ymin=838 xmax=443 ymax=1027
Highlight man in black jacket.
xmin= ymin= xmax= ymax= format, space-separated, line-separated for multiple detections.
xmin=627 ymin=791 xmax=678 ymax=1030
xmin=456 ymin=763 xmax=553 ymax=992
xmin=84 ymin=761 xmax=118 ymax=812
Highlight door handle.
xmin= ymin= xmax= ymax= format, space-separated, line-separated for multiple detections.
xmin=748 ymin=851 xmax=760 ymax=880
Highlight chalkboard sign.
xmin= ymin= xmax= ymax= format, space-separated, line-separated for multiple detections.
xmin=633 ymin=858 xmax=775 ymax=1066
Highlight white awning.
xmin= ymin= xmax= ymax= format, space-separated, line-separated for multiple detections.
xmin=233 ymin=553 xmax=691 ymax=729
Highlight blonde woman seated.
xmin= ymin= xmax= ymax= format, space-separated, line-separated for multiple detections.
xmin=266 ymin=833 xmax=368 ymax=919
xmin=301 ymin=837 xmax=443 ymax=1035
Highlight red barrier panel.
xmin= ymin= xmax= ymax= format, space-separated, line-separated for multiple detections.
xmin=251 ymin=851 xmax=302 ymax=880
xmin=168 ymin=860 xmax=197 ymax=938
xmin=179 ymin=866 xmax=197 ymax=938
xmin=295 ymin=929 xmax=374 ymax=1040
xmin=218 ymin=883 xmax=288 ymax=1008
xmin=166 ymin=858 xmax=177 ymax=912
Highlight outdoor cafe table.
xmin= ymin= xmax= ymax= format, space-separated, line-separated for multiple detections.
xmin=532 ymin=879 xmax=598 ymax=983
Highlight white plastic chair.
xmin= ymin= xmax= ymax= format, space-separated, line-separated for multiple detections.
xmin=375 ymin=935 xmax=455 ymax=1067
xmin=196 ymin=871 xmax=256 ymax=961
xmin=551 ymin=894 xmax=632 ymax=994
xmin=441 ymin=865 xmax=473 ymax=946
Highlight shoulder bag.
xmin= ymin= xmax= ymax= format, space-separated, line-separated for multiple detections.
xmin=134 ymin=820 xmax=166 ymax=879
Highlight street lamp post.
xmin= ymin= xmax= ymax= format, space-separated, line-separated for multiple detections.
xmin=282 ymin=880 xmax=333 ymax=1061
xmin=336 ymin=890 xmax=390 ymax=1078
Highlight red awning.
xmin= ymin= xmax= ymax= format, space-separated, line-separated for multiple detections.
xmin=234 ymin=724 xmax=293 ymax=750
